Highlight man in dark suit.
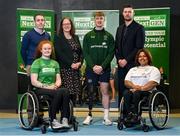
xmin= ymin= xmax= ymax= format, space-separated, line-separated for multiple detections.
xmin=115 ymin=5 xmax=145 ymax=107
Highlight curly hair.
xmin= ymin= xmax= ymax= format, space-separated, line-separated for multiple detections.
xmin=34 ymin=40 xmax=55 ymax=59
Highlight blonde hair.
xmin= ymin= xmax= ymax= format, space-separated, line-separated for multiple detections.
xmin=94 ymin=11 xmax=105 ymax=18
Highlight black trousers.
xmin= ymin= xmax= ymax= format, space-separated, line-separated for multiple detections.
xmin=123 ymin=89 xmax=150 ymax=115
xmin=35 ymin=88 xmax=70 ymax=121
xmin=117 ymin=67 xmax=129 ymax=107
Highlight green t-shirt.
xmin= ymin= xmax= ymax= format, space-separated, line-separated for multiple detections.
xmin=31 ymin=57 xmax=60 ymax=85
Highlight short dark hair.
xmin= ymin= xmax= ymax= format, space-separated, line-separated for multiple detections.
xmin=33 ymin=13 xmax=44 ymax=21
xmin=135 ymin=48 xmax=153 ymax=66
xmin=94 ymin=11 xmax=105 ymax=18
xmin=123 ymin=4 xmax=134 ymax=9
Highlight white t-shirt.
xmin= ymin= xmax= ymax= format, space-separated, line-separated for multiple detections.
xmin=125 ymin=65 xmax=161 ymax=90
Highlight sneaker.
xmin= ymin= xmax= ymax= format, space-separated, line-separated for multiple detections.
xmin=52 ymin=119 xmax=63 ymax=129
xmin=103 ymin=118 xmax=112 ymax=126
xmin=83 ymin=115 xmax=93 ymax=125
xmin=62 ymin=118 xmax=70 ymax=128
xmin=110 ymin=99 xmax=116 ymax=103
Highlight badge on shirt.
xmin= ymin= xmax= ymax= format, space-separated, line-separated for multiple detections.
xmin=104 ymin=35 xmax=108 ymax=40
xmin=91 ymin=35 xmax=95 ymax=38
xmin=42 ymin=68 xmax=55 ymax=73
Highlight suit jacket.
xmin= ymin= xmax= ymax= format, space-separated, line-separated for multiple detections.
xmin=115 ymin=20 xmax=145 ymax=69
xmin=54 ymin=33 xmax=83 ymax=69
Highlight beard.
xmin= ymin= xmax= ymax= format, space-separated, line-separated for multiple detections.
xmin=124 ymin=16 xmax=133 ymax=22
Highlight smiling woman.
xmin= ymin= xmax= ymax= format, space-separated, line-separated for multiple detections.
xmin=54 ymin=17 xmax=83 ymax=106
xmin=30 ymin=40 xmax=71 ymax=129
xmin=123 ymin=48 xmax=161 ymax=120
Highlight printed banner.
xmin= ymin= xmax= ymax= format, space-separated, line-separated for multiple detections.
xmin=134 ymin=7 xmax=170 ymax=81
xmin=16 ymin=8 xmax=55 ymax=95
xmin=62 ymin=10 xmax=119 ymax=44
xmin=62 ymin=10 xmax=119 ymax=69
xmin=16 ymin=8 xmax=55 ymax=73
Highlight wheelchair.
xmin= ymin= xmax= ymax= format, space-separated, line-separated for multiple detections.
xmin=18 ymin=87 xmax=78 ymax=134
xmin=117 ymin=89 xmax=170 ymax=132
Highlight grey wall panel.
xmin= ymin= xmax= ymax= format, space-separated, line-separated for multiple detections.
xmin=60 ymin=0 xmax=113 ymax=10
xmin=169 ymin=14 xmax=180 ymax=108
xmin=0 ymin=0 xmax=54 ymax=109
xmin=0 ymin=0 xmax=17 ymax=109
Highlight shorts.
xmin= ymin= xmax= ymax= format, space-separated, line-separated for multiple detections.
xmin=86 ymin=69 xmax=110 ymax=86
xmin=110 ymin=73 xmax=115 ymax=80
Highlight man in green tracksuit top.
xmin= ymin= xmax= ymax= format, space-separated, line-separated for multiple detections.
xmin=82 ymin=11 xmax=115 ymax=126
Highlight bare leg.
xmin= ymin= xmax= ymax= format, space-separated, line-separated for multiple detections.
xmin=100 ymin=82 xmax=110 ymax=119
xmin=109 ymin=79 xmax=116 ymax=101
xmin=100 ymin=82 xmax=109 ymax=109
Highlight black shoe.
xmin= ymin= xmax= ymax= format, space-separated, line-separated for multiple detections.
xmin=130 ymin=114 xmax=140 ymax=124
xmin=126 ymin=112 xmax=134 ymax=122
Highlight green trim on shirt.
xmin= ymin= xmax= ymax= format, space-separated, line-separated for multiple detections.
xmin=31 ymin=57 xmax=60 ymax=85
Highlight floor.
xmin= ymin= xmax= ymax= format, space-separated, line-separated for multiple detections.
xmin=0 ymin=109 xmax=180 ymax=135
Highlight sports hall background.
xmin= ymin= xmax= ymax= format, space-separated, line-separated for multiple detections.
xmin=0 ymin=0 xmax=180 ymax=110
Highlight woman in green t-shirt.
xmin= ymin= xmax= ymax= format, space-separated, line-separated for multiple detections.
xmin=30 ymin=40 xmax=70 ymax=129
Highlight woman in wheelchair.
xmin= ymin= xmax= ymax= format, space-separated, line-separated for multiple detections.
xmin=123 ymin=48 xmax=161 ymax=124
xmin=30 ymin=40 xmax=70 ymax=129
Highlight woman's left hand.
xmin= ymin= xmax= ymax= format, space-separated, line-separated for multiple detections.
xmin=71 ymin=62 xmax=81 ymax=70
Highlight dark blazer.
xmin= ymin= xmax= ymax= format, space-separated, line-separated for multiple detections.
xmin=115 ymin=20 xmax=145 ymax=69
xmin=54 ymin=33 xmax=83 ymax=68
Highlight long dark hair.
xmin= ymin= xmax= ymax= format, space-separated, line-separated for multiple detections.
xmin=57 ymin=17 xmax=75 ymax=36
xmin=135 ymin=48 xmax=153 ymax=66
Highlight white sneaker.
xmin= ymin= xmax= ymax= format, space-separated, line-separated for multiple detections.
xmin=62 ymin=118 xmax=70 ymax=128
xmin=103 ymin=118 xmax=112 ymax=126
xmin=52 ymin=119 xmax=63 ymax=129
xmin=83 ymin=115 xmax=93 ymax=125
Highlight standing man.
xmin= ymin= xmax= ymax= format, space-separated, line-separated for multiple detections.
xmin=21 ymin=13 xmax=50 ymax=75
xmin=115 ymin=5 xmax=145 ymax=106
xmin=83 ymin=11 xmax=115 ymax=125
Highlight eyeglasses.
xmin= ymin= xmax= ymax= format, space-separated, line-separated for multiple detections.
xmin=62 ymin=23 xmax=71 ymax=26
xmin=138 ymin=55 xmax=147 ymax=58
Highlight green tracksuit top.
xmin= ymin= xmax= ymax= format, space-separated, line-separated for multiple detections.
xmin=83 ymin=28 xmax=115 ymax=70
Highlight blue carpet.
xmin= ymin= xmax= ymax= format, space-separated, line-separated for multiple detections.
xmin=0 ymin=117 xmax=179 ymax=135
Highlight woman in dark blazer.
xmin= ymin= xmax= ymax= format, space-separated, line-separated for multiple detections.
xmin=54 ymin=17 xmax=83 ymax=105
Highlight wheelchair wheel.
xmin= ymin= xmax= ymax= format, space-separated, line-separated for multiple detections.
xmin=149 ymin=91 xmax=169 ymax=130
xmin=117 ymin=121 xmax=123 ymax=130
xmin=18 ymin=91 xmax=39 ymax=130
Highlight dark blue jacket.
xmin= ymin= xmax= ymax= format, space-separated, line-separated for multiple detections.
xmin=21 ymin=28 xmax=50 ymax=66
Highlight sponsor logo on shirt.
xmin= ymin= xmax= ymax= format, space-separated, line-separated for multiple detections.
xmin=102 ymin=42 xmax=106 ymax=45
xmin=104 ymin=35 xmax=108 ymax=40
xmin=91 ymin=44 xmax=107 ymax=48
xmin=42 ymin=68 xmax=55 ymax=73
xmin=91 ymin=35 xmax=95 ymax=38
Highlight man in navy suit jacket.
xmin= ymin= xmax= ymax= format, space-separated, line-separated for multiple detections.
xmin=115 ymin=5 xmax=145 ymax=107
